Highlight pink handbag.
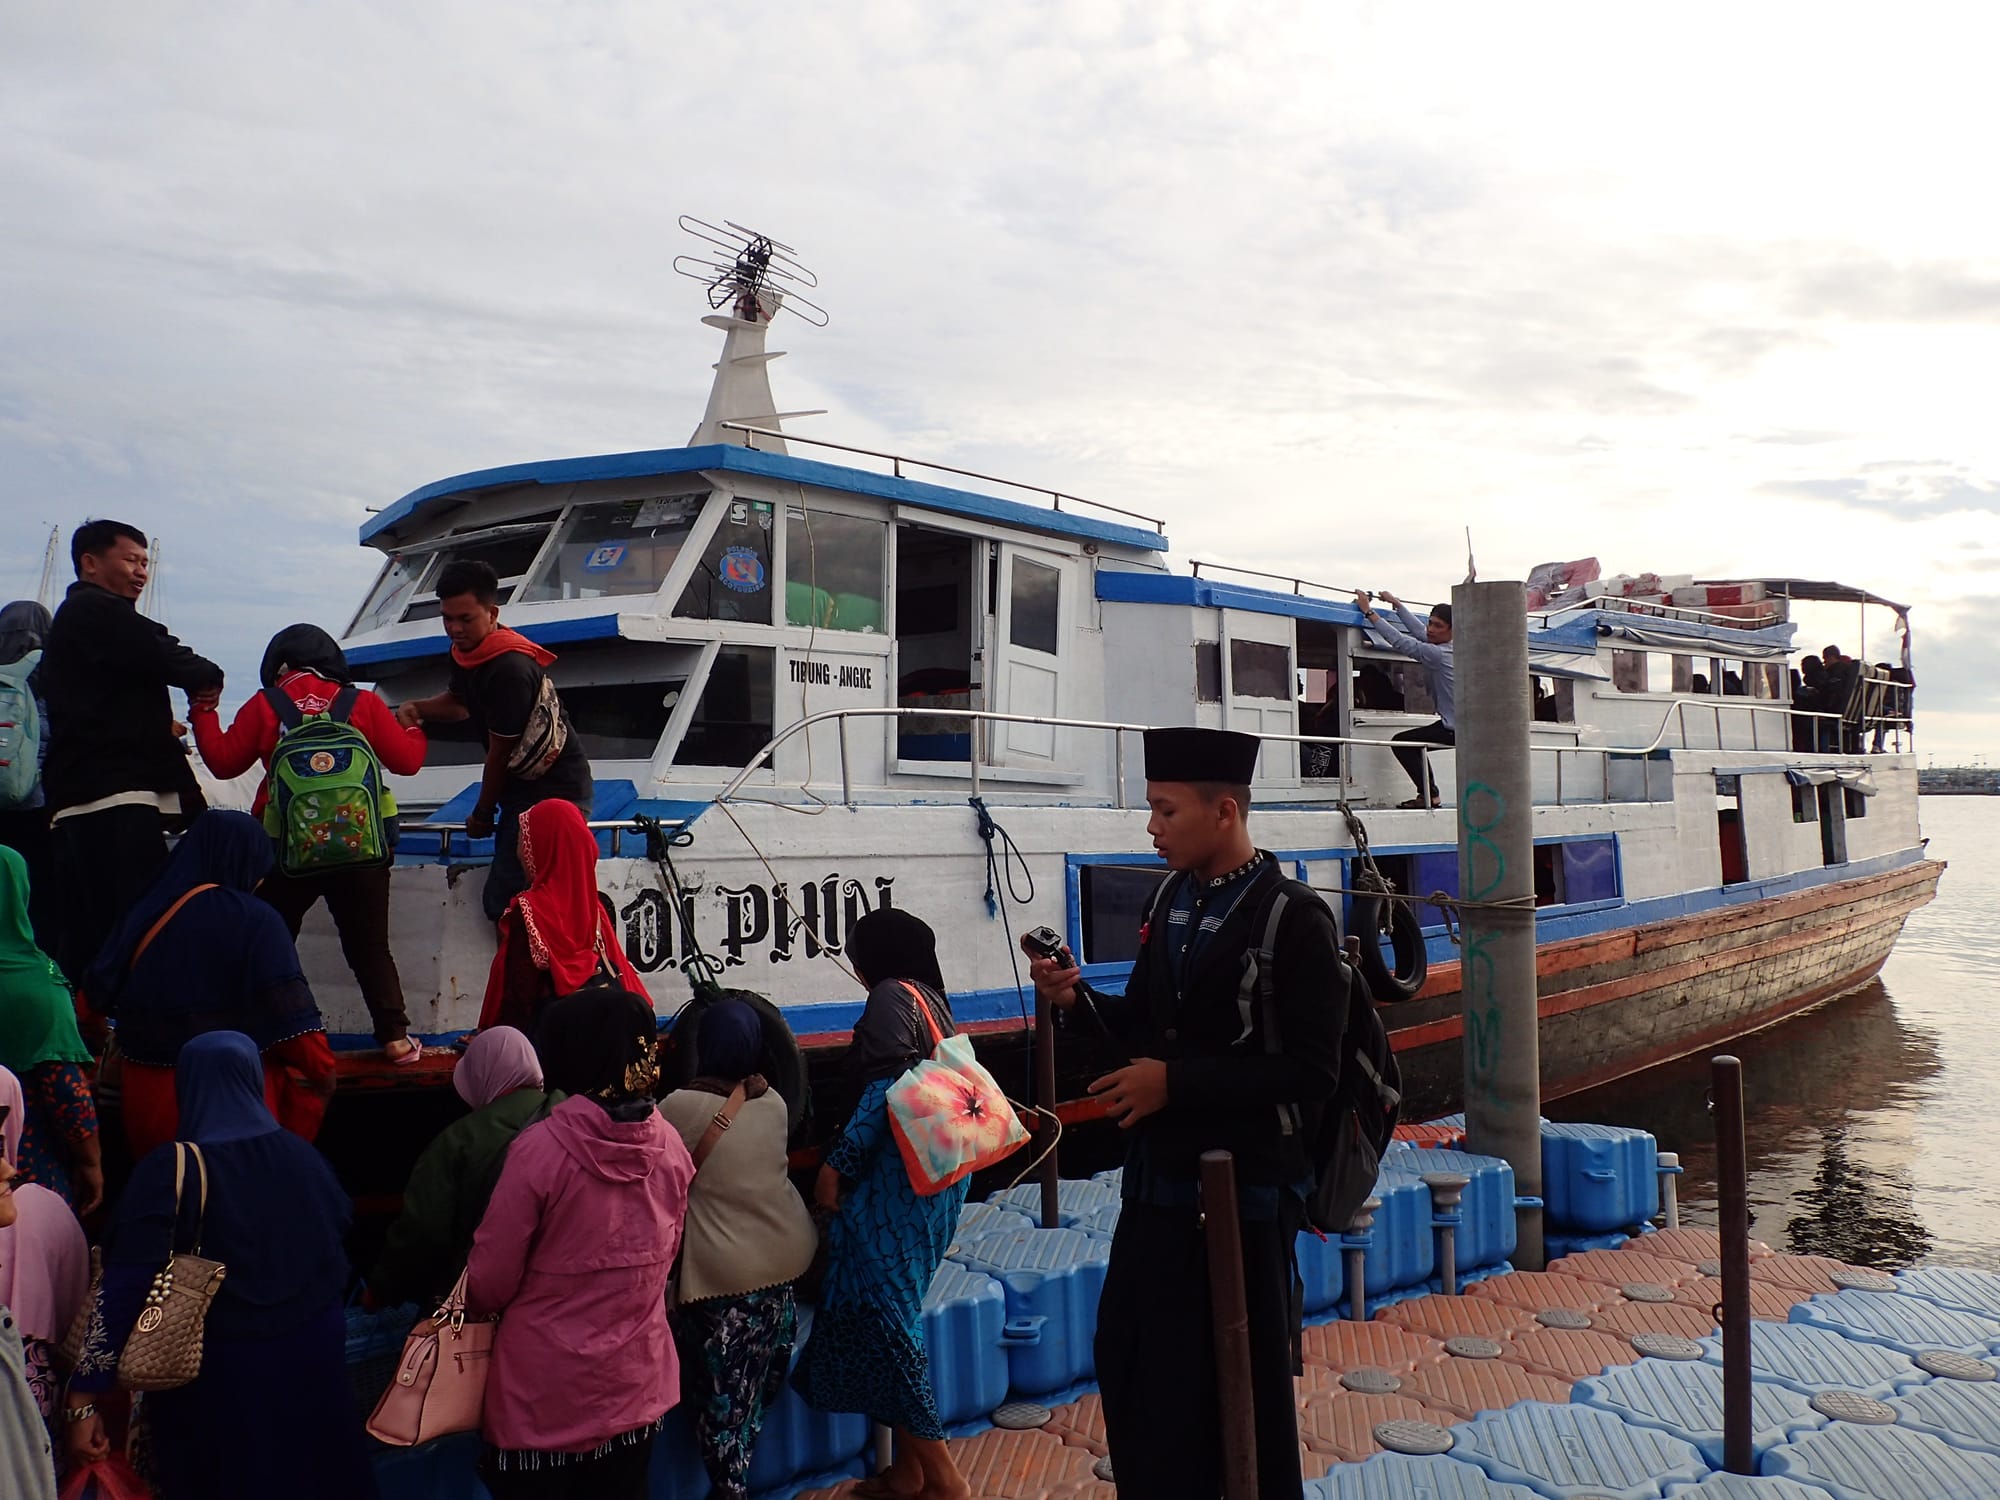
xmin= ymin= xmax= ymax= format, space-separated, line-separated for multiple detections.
xmin=886 ymin=982 xmax=1029 ymax=1195
xmin=365 ymin=1269 xmax=496 ymax=1446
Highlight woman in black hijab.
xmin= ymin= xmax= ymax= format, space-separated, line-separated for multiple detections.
xmin=791 ymin=909 xmax=970 ymax=1500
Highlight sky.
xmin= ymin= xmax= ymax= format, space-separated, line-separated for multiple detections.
xmin=4 ymin=3 xmax=1998 ymax=760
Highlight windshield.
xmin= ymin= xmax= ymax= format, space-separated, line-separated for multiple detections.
xmin=520 ymin=493 xmax=709 ymax=604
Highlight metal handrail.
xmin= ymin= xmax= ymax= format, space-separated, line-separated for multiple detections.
xmin=716 ymin=422 xmax=1168 ymax=532
xmin=1577 ymin=594 xmax=1787 ymax=629
xmin=712 ymin=702 xmax=1858 ymax=811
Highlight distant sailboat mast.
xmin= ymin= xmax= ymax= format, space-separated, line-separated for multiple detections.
xmin=33 ymin=525 xmax=60 ymax=611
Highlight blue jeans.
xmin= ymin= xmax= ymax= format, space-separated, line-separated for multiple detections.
xmin=482 ymin=798 xmax=595 ymax=922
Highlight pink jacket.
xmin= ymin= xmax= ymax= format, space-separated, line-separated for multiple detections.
xmin=466 ymin=1095 xmax=693 ymax=1453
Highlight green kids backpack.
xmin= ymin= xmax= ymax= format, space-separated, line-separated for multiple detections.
xmin=262 ymin=684 xmax=395 ymax=875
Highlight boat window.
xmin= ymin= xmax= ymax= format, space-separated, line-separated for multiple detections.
xmin=353 ymin=552 xmax=429 ymax=634
xmin=1009 ymin=556 xmax=1061 ymax=655
xmin=1194 ymin=642 xmax=1223 ymax=703
xmin=1793 ymin=783 xmax=1818 ymax=823
xmin=675 ymin=498 xmax=774 ymax=624
xmin=1716 ymin=777 xmax=1749 ymax=884
xmin=1079 ymin=863 xmax=1169 ymax=965
xmin=396 ymin=514 xmax=564 ymax=623
xmin=562 ymin=677 xmax=686 ymax=760
xmin=1560 ymin=837 xmax=1620 ymax=903
xmin=786 ymin=508 xmax=886 ymax=633
xmin=521 ymin=493 xmax=707 ymax=604
xmin=1844 ymin=786 xmax=1869 ymax=819
xmin=1531 ymin=676 xmax=1575 ymax=723
xmin=676 ymin=645 xmax=775 ymax=767
xmin=1229 ymin=639 xmax=1292 ymax=700
xmin=1611 ymin=651 xmax=1647 ymax=692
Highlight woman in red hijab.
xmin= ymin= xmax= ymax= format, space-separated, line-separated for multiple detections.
xmin=480 ymin=800 xmax=649 ymax=1032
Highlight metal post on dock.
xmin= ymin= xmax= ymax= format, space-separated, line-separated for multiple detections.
xmin=1712 ymin=1054 xmax=1754 ymax=1475
xmin=1453 ymin=581 xmax=1546 ymax=1271
xmin=1034 ymin=987 xmax=1061 ymax=1228
xmin=1200 ymin=1151 xmax=1260 ymax=1500
xmin=1344 ymin=1196 xmax=1380 ymax=1323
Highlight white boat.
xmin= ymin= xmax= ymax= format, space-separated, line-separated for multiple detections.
xmin=311 ymin=227 xmax=1939 ymax=1123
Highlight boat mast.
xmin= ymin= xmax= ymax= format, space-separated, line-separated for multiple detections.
xmin=673 ymin=217 xmax=828 ymax=452
xmin=33 ymin=525 xmax=60 ymax=610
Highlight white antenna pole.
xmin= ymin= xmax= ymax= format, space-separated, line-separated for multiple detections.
xmin=34 ymin=525 xmax=60 ymax=610
xmin=140 ymin=538 xmax=165 ymax=625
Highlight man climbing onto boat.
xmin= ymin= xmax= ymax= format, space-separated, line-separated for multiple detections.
xmin=1354 ymin=589 xmax=1455 ymax=808
xmin=1029 ymin=727 xmax=1345 ymax=1500
xmin=39 ymin=519 xmax=224 ymax=980
xmin=392 ymin=559 xmax=593 ymax=921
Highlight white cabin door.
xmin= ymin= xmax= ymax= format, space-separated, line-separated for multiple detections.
xmin=1223 ymin=620 xmax=1300 ymax=782
xmin=990 ymin=544 xmax=1068 ymax=765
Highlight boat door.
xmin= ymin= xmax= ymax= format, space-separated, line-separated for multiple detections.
xmin=1222 ymin=613 xmax=1300 ymax=781
xmin=989 ymin=541 xmax=1069 ymax=765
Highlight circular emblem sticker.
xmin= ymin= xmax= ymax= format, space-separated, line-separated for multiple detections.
xmin=309 ymin=751 xmax=337 ymax=774
xmin=137 ymin=1307 xmax=164 ymax=1334
xmin=718 ymin=545 xmax=768 ymax=593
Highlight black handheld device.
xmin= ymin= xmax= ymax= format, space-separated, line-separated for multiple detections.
xmin=1019 ymin=925 xmax=1074 ymax=967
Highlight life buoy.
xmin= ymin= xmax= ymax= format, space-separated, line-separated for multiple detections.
xmin=1351 ymin=892 xmax=1427 ymax=1001
xmin=664 ymin=988 xmax=812 ymax=1145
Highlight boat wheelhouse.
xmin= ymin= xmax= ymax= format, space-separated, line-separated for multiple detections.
xmin=316 ymin=234 xmax=1938 ymax=1127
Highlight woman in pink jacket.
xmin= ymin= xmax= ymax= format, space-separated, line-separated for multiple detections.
xmin=466 ymin=988 xmax=691 ymax=1498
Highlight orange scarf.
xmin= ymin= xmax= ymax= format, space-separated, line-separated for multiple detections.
xmin=451 ymin=626 xmax=556 ymax=671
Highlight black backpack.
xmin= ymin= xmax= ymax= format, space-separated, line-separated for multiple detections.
xmin=1238 ymin=878 xmax=1403 ymax=1234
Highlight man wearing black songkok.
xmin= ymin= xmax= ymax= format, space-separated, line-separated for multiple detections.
xmin=1031 ymin=727 xmax=1348 ymax=1499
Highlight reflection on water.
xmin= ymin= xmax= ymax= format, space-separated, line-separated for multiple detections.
xmin=1549 ymin=797 xmax=2000 ymax=1271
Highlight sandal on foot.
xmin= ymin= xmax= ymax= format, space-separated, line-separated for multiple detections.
xmin=386 ymin=1038 xmax=424 ymax=1066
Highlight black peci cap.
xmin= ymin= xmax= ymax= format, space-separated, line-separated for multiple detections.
xmin=1143 ymin=727 xmax=1261 ymax=784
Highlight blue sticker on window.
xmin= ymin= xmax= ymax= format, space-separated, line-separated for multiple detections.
xmin=718 ymin=545 xmax=768 ymax=594
xmin=581 ymin=543 xmax=628 ymax=573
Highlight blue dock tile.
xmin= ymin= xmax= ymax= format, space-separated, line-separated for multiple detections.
xmin=1573 ymin=1354 xmax=1825 ymax=1468
xmin=1762 ymin=1423 xmax=2000 ymax=1500
xmin=1306 ymin=1451 xmax=1546 ymax=1499
xmin=951 ymin=1227 xmax=1110 ymax=1397
xmin=1542 ymin=1122 xmax=1661 ymax=1235
xmin=988 ymin=1178 xmax=1121 ymax=1229
xmin=1073 ymin=1201 xmax=1121 ymax=1242
xmin=951 ymin=1199 xmax=1035 ymax=1250
xmin=1790 ymin=1289 xmax=2000 ymax=1357
xmin=1383 ymin=1147 xmax=1519 ymax=1272
xmin=1448 ymin=1399 xmax=1710 ymax=1499
xmin=923 ymin=1261 xmax=1011 ymax=1427
xmin=1660 ymin=1477 xmax=1839 ymax=1499
xmin=1697 ymin=1322 xmax=1927 ymax=1399
xmin=1886 ymin=1377 xmax=2000 ymax=1459
xmin=1894 ymin=1267 xmax=2000 ymax=1323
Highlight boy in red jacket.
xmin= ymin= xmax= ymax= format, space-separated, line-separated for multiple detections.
xmin=191 ymin=623 xmax=428 ymax=1062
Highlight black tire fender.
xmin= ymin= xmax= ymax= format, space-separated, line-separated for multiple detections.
xmin=1351 ymin=892 xmax=1427 ymax=1001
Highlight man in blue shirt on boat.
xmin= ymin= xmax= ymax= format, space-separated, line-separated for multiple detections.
xmin=1355 ymin=589 xmax=1454 ymax=808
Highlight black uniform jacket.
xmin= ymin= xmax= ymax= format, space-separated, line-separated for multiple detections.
xmin=1084 ymin=855 xmax=1346 ymax=1195
xmin=40 ymin=580 xmax=224 ymax=813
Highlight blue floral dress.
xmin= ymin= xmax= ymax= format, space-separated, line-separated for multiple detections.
xmin=790 ymin=1075 xmax=968 ymax=1438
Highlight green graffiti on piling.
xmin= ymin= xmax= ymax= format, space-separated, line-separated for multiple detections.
xmin=1460 ymin=780 xmax=1513 ymax=1113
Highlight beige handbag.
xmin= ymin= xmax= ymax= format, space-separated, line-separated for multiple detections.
xmin=364 ymin=1268 xmax=496 ymax=1446
xmin=117 ymin=1142 xmax=228 ymax=1391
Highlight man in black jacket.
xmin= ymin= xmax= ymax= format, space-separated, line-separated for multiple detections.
xmin=1031 ymin=727 xmax=1345 ymax=1500
xmin=41 ymin=520 xmax=224 ymax=979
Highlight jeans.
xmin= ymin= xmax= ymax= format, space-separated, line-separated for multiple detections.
xmin=1391 ymin=719 xmax=1456 ymax=799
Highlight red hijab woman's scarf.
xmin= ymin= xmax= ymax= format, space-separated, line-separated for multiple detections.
xmin=480 ymin=800 xmax=649 ymax=1027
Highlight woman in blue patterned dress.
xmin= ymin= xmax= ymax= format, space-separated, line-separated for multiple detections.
xmin=791 ymin=909 xmax=970 ymax=1500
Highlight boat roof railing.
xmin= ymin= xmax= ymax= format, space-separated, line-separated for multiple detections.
xmin=717 ymin=422 xmax=1168 ymax=533
xmin=710 ymin=696 xmax=1904 ymax=813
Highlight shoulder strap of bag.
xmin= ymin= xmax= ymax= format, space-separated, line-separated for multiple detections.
xmin=898 ymin=981 xmax=946 ymax=1049
xmin=263 ymin=683 xmax=305 ymax=731
xmin=691 ymin=1081 xmax=751 ymax=1172
xmin=131 ymin=884 xmax=221 ymax=972
xmin=330 ymin=684 xmax=360 ymax=724
xmin=184 ymin=1142 xmax=209 ymax=1255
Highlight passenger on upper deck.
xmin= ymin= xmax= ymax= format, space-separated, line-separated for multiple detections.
xmin=1353 ymin=590 xmax=1454 ymax=808
xmin=394 ymin=560 xmax=594 ymax=922
xmin=40 ymin=521 xmax=224 ymax=982
xmin=191 ymin=624 xmax=428 ymax=1063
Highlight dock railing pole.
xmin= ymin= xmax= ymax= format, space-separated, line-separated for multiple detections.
xmin=1712 ymin=1053 xmax=1754 ymax=1474
xmin=1200 ymin=1151 xmax=1260 ymax=1500
xmin=1453 ymin=581 xmax=1545 ymax=1271
xmin=1034 ymin=987 xmax=1060 ymax=1228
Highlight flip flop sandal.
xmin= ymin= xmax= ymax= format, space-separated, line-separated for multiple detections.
xmin=387 ymin=1039 xmax=425 ymax=1066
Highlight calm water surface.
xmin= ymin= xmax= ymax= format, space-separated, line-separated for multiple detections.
xmin=1546 ymin=796 xmax=2000 ymax=1271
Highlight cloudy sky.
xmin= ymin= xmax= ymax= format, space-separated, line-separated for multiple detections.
xmin=4 ymin=4 xmax=1997 ymax=759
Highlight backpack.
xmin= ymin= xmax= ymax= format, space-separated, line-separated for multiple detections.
xmin=262 ymin=684 xmax=393 ymax=876
xmin=1135 ymin=869 xmax=1402 ymax=1233
xmin=1237 ymin=876 xmax=1403 ymax=1234
xmin=0 ymin=650 xmax=41 ymax=809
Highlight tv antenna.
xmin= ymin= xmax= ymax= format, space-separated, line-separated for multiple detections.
xmin=673 ymin=217 xmax=828 ymax=327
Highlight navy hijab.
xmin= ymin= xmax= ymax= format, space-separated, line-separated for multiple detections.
xmin=176 ymin=1031 xmax=280 ymax=1143
xmin=84 ymin=811 xmax=319 ymax=1063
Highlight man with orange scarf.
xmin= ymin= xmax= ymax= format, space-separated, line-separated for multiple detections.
xmin=395 ymin=560 xmax=594 ymax=921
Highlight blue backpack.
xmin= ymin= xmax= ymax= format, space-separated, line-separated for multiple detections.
xmin=0 ymin=650 xmax=43 ymax=810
